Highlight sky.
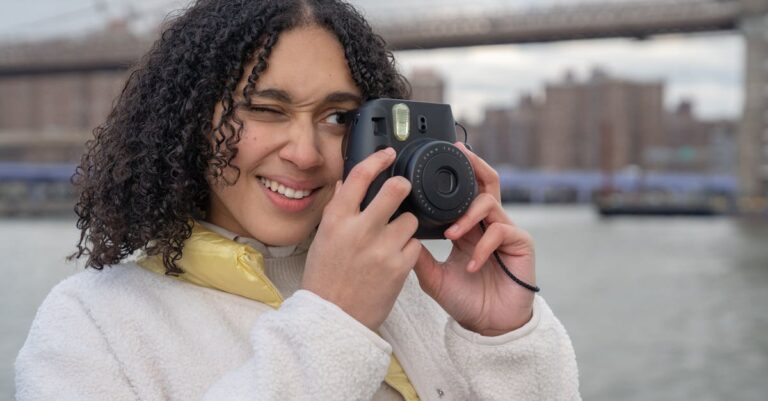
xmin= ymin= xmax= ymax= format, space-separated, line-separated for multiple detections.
xmin=0 ymin=0 xmax=743 ymax=123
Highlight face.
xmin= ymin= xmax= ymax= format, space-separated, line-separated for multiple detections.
xmin=207 ymin=25 xmax=361 ymax=245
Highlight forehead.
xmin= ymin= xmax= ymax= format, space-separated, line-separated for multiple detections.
xmin=241 ymin=25 xmax=361 ymax=103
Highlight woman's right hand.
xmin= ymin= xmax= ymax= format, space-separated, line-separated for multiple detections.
xmin=302 ymin=147 xmax=421 ymax=331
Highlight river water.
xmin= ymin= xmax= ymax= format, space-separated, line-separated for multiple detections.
xmin=3 ymin=206 xmax=768 ymax=400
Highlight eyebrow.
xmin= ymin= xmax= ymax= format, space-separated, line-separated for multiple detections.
xmin=250 ymin=88 xmax=362 ymax=105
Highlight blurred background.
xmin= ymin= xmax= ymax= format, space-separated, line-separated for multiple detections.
xmin=2 ymin=0 xmax=768 ymax=399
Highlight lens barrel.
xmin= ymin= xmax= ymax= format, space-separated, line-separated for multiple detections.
xmin=394 ymin=140 xmax=476 ymax=226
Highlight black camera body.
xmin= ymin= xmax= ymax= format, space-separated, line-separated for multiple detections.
xmin=343 ymin=98 xmax=477 ymax=239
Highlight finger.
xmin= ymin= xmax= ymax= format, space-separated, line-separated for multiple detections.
xmin=333 ymin=147 xmax=396 ymax=214
xmin=444 ymin=193 xmax=511 ymax=240
xmin=402 ymin=238 xmax=423 ymax=270
xmin=468 ymin=222 xmax=534 ymax=274
xmin=320 ymin=180 xmax=343 ymax=220
xmin=412 ymin=244 xmax=443 ymax=297
xmin=455 ymin=142 xmax=501 ymax=201
xmin=361 ymin=176 xmax=411 ymax=225
xmin=383 ymin=212 xmax=419 ymax=249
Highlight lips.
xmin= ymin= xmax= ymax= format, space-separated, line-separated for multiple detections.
xmin=256 ymin=175 xmax=324 ymax=213
xmin=258 ymin=176 xmax=314 ymax=199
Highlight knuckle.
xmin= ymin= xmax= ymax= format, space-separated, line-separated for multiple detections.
xmin=488 ymin=168 xmax=500 ymax=183
xmin=378 ymin=149 xmax=394 ymax=160
xmin=392 ymin=176 xmax=412 ymax=195
xmin=372 ymin=247 xmax=390 ymax=265
xmin=373 ymin=149 xmax=395 ymax=165
xmin=489 ymin=221 xmax=506 ymax=235
xmin=478 ymin=193 xmax=497 ymax=207
xmin=382 ymin=177 xmax=411 ymax=198
xmin=403 ymin=211 xmax=418 ymax=225
xmin=349 ymin=165 xmax=374 ymax=183
xmin=518 ymin=228 xmax=534 ymax=245
xmin=401 ymin=212 xmax=419 ymax=233
xmin=395 ymin=250 xmax=415 ymax=272
xmin=409 ymin=238 xmax=422 ymax=256
xmin=397 ymin=176 xmax=412 ymax=191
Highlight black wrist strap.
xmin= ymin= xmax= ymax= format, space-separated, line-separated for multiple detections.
xmin=478 ymin=221 xmax=540 ymax=293
xmin=456 ymin=121 xmax=538 ymax=293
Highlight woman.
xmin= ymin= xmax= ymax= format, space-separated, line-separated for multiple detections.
xmin=16 ymin=0 xmax=580 ymax=400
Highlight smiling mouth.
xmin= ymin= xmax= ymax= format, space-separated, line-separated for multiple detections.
xmin=258 ymin=176 xmax=316 ymax=200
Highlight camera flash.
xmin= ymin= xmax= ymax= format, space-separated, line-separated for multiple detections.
xmin=393 ymin=103 xmax=410 ymax=141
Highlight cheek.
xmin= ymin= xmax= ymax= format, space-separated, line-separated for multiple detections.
xmin=229 ymin=127 xmax=275 ymax=167
xmin=322 ymin=137 xmax=345 ymax=179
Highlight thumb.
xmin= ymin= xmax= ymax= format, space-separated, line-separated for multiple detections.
xmin=413 ymin=244 xmax=442 ymax=299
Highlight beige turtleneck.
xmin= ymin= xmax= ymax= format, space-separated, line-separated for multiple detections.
xmin=198 ymin=221 xmax=405 ymax=401
xmin=198 ymin=221 xmax=309 ymax=298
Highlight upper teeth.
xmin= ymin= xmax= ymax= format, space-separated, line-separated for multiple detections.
xmin=259 ymin=177 xmax=313 ymax=199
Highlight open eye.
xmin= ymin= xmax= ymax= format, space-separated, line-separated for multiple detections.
xmin=322 ymin=110 xmax=352 ymax=125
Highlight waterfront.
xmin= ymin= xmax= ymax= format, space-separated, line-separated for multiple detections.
xmin=3 ymin=206 xmax=768 ymax=400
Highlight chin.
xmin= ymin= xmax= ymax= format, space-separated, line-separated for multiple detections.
xmin=253 ymin=222 xmax=317 ymax=246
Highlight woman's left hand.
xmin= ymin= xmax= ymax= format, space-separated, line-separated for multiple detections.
xmin=413 ymin=142 xmax=536 ymax=336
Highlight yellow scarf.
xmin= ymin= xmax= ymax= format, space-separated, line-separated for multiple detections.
xmin=138 ymin=222 xmax=419 ymax=401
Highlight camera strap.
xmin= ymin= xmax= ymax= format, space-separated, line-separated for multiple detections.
xmin=479 ymin=221 xmax=540 ymax=293
xmin=456 ymin=121 xmax=539 ymax=293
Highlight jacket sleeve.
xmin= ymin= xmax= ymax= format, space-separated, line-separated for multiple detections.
xmin=202 ymin=289 xmax=393 ymax=401
xmin=444 ymin=295 xmax=581 ymax=400
xmin=15 ymin=289 xmax=138 ymax=401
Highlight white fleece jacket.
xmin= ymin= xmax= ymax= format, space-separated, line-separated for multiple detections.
xmin=15 ymin=264 xmax=580 ymax=401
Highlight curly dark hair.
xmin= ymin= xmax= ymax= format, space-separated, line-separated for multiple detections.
xmin=71 ymin=0 xmax=411 ymax=275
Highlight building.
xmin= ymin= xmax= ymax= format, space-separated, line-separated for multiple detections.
xmin=537 ymin=68 xmax=664 ymax=172
xmin=474 ymin=94 xmax=539 ymax=168
xmin=407 ymin=68 xmax=445 ymax=103
xmin=651 ymin=99 xmax=738 ymax=173
xmin=0 ymin=25 xmax=152 ymax=162
xmin=473 ymin=68 xmax=737 ymax=175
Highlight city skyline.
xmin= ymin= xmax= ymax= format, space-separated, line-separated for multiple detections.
xmin=407 ymin=66 xmax=737 ymax=175
xmin=0 ymin=27 xmax=739 ymax=175
xmin=396 ymin=33 xmax=742 ymax=124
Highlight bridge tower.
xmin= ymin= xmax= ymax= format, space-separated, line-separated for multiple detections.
xmin=739 ymin=0 xmax=768 ymax=196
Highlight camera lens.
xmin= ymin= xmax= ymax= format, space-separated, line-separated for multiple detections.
xmin=394 ymin=140 xmax=476 ymax=226
xmin=435 ymin=168 xmax=456 ymax=195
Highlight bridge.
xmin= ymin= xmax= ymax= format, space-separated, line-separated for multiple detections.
xmin=376 ymin=0 xmax=744 ymax=49
xmin=0 ymin=0 xmax=767 ymax=197
xmin=1 ymin=1 xmax=756 ymax=71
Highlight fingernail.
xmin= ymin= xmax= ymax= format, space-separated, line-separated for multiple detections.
xmin=447 ymin=224 xmax=459 ymax=235
xmin=382 ymin=147 xmax=395 ymax=156
xmin=467 ymin=260 xmax=476 ymax=272
xmin=334 ymin=180 xmax=342 ymax=194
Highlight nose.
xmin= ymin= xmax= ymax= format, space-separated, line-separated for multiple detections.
xmin=278 ymin=118 xmax=324 ymax=170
